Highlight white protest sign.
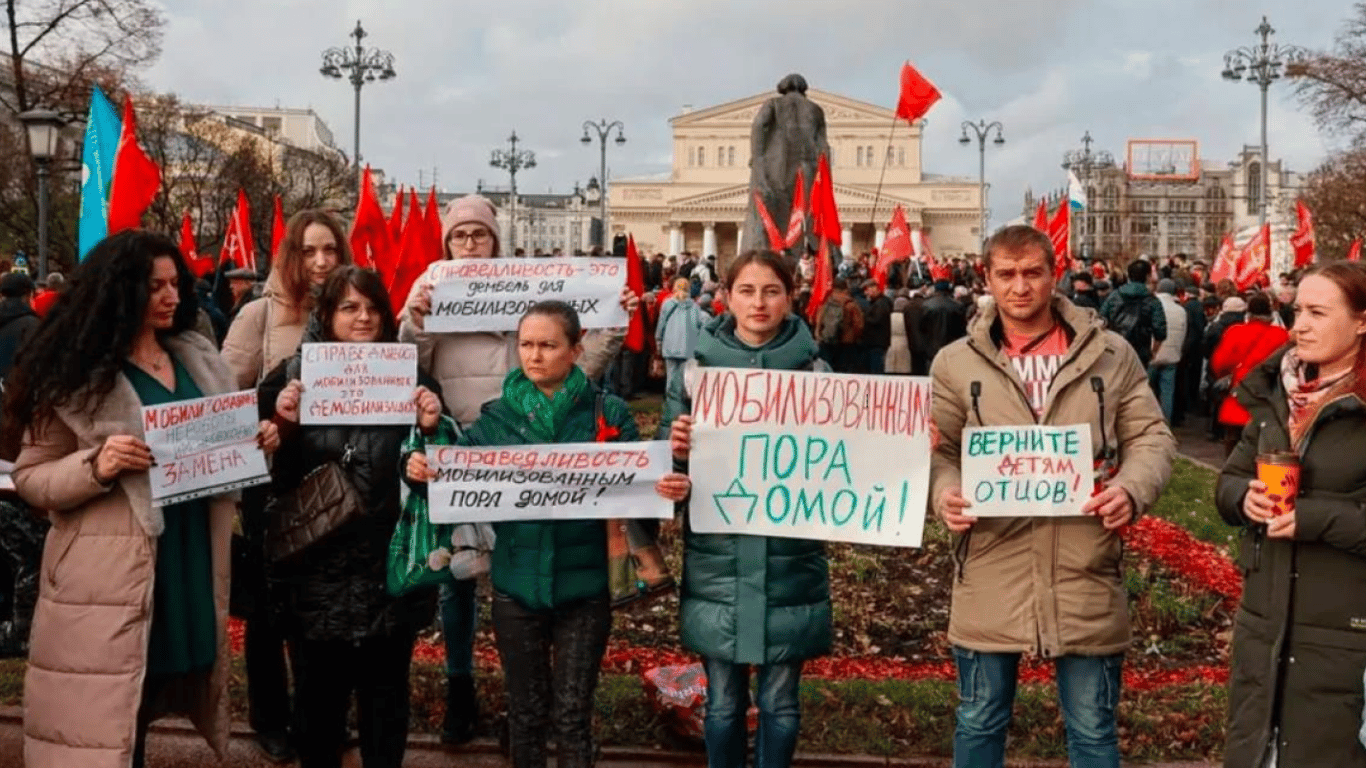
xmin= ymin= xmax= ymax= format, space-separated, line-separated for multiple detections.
xmin=689 ymin=367 xmax=931 ymax=548
xmin=426 ymin=258 xmax=629 ymax=332
xmin=960 ymin=424 xmax=1094 ymax=517
xmin=142 ymin=390 xmax=270 ymax=505
xmin=299 ymin=343 xmax=418 ymax=426
xmin=426 ymin=441 xmax=672 ymax=523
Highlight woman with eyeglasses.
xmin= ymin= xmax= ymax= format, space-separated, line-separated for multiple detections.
xmin=398 ymin=195 xmax=639 ymax=744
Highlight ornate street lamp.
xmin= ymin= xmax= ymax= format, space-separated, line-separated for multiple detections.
xmin=320 ymin=20 xmax=395 ymax=191
xmin=18 ymin=108 xmax=66 ymax=281
xmin=580 ymin=119 xmax=625 ymax=250
xmin=1062 ymin=131 xmax=1115 ymax=261
xmin=959 ymin=119 xmax=1005 ymax=248
xmin=490 ymin=131 xmax=536 ymax=253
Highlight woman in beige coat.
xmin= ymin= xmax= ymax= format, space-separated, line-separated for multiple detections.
xmin=2 ymin=231 xmax=279 ymax=768
xmin=219 ymin=209 xmax=352 ymax=761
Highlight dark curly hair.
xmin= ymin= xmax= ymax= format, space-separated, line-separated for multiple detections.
xmin=2 ymin=230 xmax=198 ymax=451
xmin=314 ymin=266 xmax=398 ymax=343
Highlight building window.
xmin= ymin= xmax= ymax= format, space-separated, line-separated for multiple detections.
xmin=717 ymin=146 xmax=724 ymax=166
xmin=697 ymin=147 xmax=704 ymax=167
xmin=856 ymin=146 xmax=864 ymax=167
xmin=897 ymin=147 xmax=905 ymax=166
xmin=866 ymin=146 xmax=874 ymax=166
xmin=1103 ymin=215 xmax=1119 ymax=234
xmin=1247 ymin=162 xmax=1261 ymax=212
xmin=728 ymin=146 xmax=735 ymax=166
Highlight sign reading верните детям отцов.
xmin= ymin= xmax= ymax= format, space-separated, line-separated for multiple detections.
xmin=960 ymin=424 xmax=1094 ymax=517
xmin=688 ymin=368 xmax=932 ymax=547
xmin=299 ymin=343 xmax=418 ymax=426
xmin=426 ymin=441 xmax=674 ymax=524
xmin=426 ymin=258 xmax=629 ymax=333
xmin=143 ymin=390 xmax=270 ymax=506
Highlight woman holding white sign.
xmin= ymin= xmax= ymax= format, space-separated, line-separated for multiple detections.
xmin=398 ymin=194 xmax=640 ymax=744
xmin=662 ymin=250 xmax=831 ymax=768
xmin=265 ymin=266 xmax=444 ymax=768
xmin=406 ymin=300 xmax=685 ymax=768
xmin=1 ymin=231 xmax=279 ymax=768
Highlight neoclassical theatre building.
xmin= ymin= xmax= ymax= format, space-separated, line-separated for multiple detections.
xmin=609 ymin=89 xmax=983 ymax=260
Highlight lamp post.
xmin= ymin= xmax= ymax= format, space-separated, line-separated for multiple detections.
xmin=580 ymin=119 xmax=625 ymax=250
xmin=1222 ymin=16 xmax=1305 ymax=226
xmin=959 ymin=119 xmax=1005 ymax=249
xmin=18 ymin=108 xmax=66 ymax=281
xmin=1062 ymin=131 xmax=1114 ymax=262
xmin=490 ymin=131 xmax=536 ymax=254
xmin=320 ymin=20 xmax=396 ymax=192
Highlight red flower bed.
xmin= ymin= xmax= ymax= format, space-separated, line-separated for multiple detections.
xmin=1122 ymin=516 xmax=1243 ymax=609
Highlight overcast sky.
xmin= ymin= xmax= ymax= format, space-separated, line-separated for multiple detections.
xmin=145 ymin=0 xmax=1346 ymax=228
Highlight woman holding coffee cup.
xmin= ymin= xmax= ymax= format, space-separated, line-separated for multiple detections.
xmin=1217 ymin=261 xmax=1366 ymax=768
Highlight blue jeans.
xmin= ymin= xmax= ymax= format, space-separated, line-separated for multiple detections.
xmin=702 ymin=657 xmax=802 ymax=768
xmin=439 ymin=578 xmax=478 ymax=676
xmin=1148 ymin=364 xmax=1176 ymax=422
xmin=952 ymin=647 xmax=1122 ymax=768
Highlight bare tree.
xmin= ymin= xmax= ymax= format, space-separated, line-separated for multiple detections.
xmin=1300 ymin=143 xmax=1366 ymax=258
xmin=1293 ymin=3 xmax=1366 ymax=141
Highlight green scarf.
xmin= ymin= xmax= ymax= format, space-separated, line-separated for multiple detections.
xmin=500 ymin=365 xmax=589 ymax=442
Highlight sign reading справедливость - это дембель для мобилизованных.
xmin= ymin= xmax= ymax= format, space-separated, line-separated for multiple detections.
xmin=426 ymin=258 xmax=629 ymax=333
xmin=143 ymin=390 xmax=270 ymax=506
xmin=425 ymin=441 xmax=674 ymax=524
xmin=688 ymin=367 xmax=932 ymax=548
xmin=960 ymin=424 xmax=1094 ymax=517
xmin=299 ymin=343 xmax=418 ymax=426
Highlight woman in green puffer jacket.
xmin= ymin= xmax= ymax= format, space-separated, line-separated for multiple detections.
xmin=407 ymin=300 xmax=687 ymax=768
xmin=661 ymin=250 xmax=832 ymax=768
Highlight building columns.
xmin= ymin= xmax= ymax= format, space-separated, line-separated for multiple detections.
xmin=841 ymin=227 xmax=853 ymax=256
xmin=703 ymin=222 xmax=717 ymax=259
xmin=736 ymin=222 xmax=744 ymax=254
xmin=668 ymin=224 xmax=684 ymax=256
xmin=875 ymin=228 xmax=886 ymax=250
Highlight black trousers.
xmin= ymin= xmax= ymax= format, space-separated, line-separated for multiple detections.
xmin=492 ymin=591 xmax=612 ymax=768
xmin=288 ymin=630 xmax=417 ymax=768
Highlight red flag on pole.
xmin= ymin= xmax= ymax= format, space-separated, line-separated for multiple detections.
xmin=806 ymin=238 xmax=833 ymax=325
xmin=179 ymin=212 xmax=212 ymax=278
xmin=752 ymin=190 xmax=785 ymax=250
xmin=388 ymin=185 xmax=405 ymax=246
xmin=895 ymin=62 xmax=941 ymax=125
xmin=425 ymin=187 xmax=442 ymax=248
xmin=784 ymin=169 xmax=806 ymax=249
xmin=1048 ymin=201 xmax=1070 ymax=280
xmin=220 ymin=190 xmax=255 ymax=273
xmin=1234 ymin=224 xmax=1271 ymax=291
xmin=624 ymin=234 xmax=647 ymax=352
xmin=1032 ymin=199 xmax=1049 ymax=232
xmin=874 ymin=205 xmax=912 ymax=290
xmin=1210 ymin=234 xmax=1236 ymax=284
xmin=388 ymin=190 xmax=429 ymax=315
xmin=1291 ymin=200 xmax=1315 ymax=269
xmin=811 ymin=154 xmax=842 ymax=246
xmin=349 ymin=166 xmax=388 ymax=270
xmin=271 ymin=195 xmax=286 ymax=259
xmin=106 ymin=95 xmax=162 ymax=235
xmin=1350 ymin=239 xmax=1362 ymax=262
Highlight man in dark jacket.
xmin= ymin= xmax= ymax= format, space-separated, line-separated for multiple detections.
xmin=1202 ymin=296 xmax=1246 ymax=439
xmin=0 ymin=272 xmax=38 ymax=382
xmin=914 ymin=278 xmax=967 ymax=375
xmin=1070 ymin=271 xmax=1100 ymax=311
xmin=0 ymin=270 xmax=43 ymax=659
xmin=858 ymin=279 xmax=893 ymax=374
xmin=1099 ymin=259 xmax=1167 ymax=368
xmin=1172 ymin=279 xmax=1207 ymax=427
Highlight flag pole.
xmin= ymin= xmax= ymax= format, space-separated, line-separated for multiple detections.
xmin=867 ymin=113 xmax=900 ymax=238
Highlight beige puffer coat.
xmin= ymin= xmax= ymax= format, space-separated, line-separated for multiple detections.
xmin=17 ymin=332 xmax=237 ymax=767
xmin=220 ymin=271 xmax=309 ymax=388
xmin=929 ymin=297 xmax=1175 ymax=657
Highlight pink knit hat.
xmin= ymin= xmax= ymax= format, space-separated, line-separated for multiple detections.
xmin=441 ymin=194 xmax=501 ymax=257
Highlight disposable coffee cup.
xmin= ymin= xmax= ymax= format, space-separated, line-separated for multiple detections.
xmin=1256 ymin=451 xmax=1300 ymax=517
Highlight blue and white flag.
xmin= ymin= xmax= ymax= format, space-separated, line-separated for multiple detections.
xmin=1067 ymin=170 xmax=1087 ymax=211
xmin=77 ymin=87 xmax=122 ymax=262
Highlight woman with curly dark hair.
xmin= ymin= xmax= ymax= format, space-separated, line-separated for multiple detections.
xmin=4 ymin=230 xmax=280 ymax=768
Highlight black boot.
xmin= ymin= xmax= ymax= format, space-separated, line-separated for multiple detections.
xmin=442 ymin=673 xmax=478 ymax=745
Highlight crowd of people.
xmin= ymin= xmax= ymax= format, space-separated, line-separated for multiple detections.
xmin=0 ymin=197 xmax=1361 ymax=768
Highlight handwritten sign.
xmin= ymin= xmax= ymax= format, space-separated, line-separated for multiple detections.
xmin=426 ymin=258 xmax=629 ymax=332
xmin=143 ymin=390 xmax=269 ymax=505
xmin=688 ymin=367 xmax=931 ymax=548
xmin=426 ymin=441 xmax=673 ymax=523
xmin=960 ymin=424 xmax=1094 ymax=517
xmin=299 ymin=343 xmax=418 ymax=425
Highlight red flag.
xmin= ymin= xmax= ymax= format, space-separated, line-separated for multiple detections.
xmin=1048 ymin=201 xmax=1070 ymax=280
xmin=387 ymin=191 xmax=429 ymax=314
xmin=106 ymin=95 xmax=162 ymax=235
xmin=179 ymin=213 xmax=211 ymax=278
xmin=1350 ymin=239 xmax=1362 ymax=262
xmin=1210 ymin=234 xmax=1236 ymax=284
xmin=219 ymin=190 xmax=255 ymax=273
xmin=624 ymin=235 xmax=647 ymax=352
xmin=752 ymin=189 xmax=785 ymax=250
xmin=425 ymin=187 xmax=442 ymax=248
xmin=895 ymin=62 xmax=941 ymax=125
xmin=271 ymin=195 xmax=286 ymax=258
xmin=388 ymin=185 xmax=405 ymax=246
xmin=806 ymin=238 xmax=833 ymax=324
xmin=811 ymin=154 xmax=842 ymax=246
xmin=874 ymin=205 xmax=912 ymax=290
xmin=348 ymin=166 xmax=386 ymax=270
xmin=1234 ymin=224 xmax=1271 ymax=291
xmin=1291 ymin=200 xmax=1315 ymax=268
xmin=784 ymin=169 xmax=806 ymax=248
xmin=1032 ymin=199 xmax=1049 ymax=232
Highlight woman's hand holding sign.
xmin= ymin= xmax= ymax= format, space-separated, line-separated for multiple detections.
xmin=406 ymin=451 xmax=435 ymax=483
xmin=92 ymin=435 xmax=154 ymax=484
xmin=414 ymin=386 xmax=442 ymax=432
xmin=276 ymin=380 xmax=305 ymax=424
xmin=937 ymin=485 xmax=976 ymax=533
xmin=405 ymin=282 xmax=433 ymax=330
xmin=669 ymin=415 xmax=693 ymax=461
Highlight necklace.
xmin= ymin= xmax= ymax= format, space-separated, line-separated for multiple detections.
xmin=133 ymin=349 xmax=169 ymax=372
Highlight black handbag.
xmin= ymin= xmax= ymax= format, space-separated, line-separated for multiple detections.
xmin=266 ymin=451 xmax=364 ymax=564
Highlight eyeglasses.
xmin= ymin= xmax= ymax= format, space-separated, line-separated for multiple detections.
xmin=449 ymin=229 xmax=492 ymax=245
